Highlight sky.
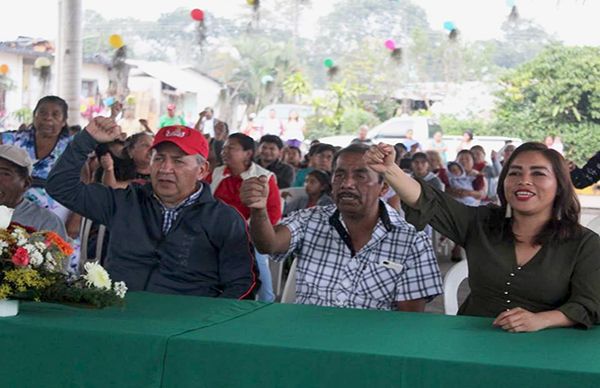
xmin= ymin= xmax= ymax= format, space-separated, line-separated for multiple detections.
xmin=2 ymin=0 xmax=600 ymax=46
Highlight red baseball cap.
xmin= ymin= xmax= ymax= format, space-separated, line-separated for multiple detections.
xmin=152 ymin=125 xmax=209 ymax=158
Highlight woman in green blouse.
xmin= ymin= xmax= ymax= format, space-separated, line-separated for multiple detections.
xmin=365 ymin=142 xmax=600 ymax=332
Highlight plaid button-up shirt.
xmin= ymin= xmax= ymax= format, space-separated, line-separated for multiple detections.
xmin=157 ymin=186 xmax=204 ymax=234
xmin=273 ymin=202 xmax=443 ymax=310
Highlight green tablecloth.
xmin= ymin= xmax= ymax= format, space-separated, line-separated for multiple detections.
xmin=164 ymin=303 xmax=600 ymax=388
xmin=2 ymin=294 xmax=600 ymax=387
xmin=0 ymin=292 xmax=267 ymax=388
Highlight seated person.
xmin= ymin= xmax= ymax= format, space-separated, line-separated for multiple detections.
xmin=284 ymin=169 xmax=334 ymax=215
xmin=365 ymin=142 xmax=600 ymax=332
xmin=0 ymin=144 xmax=67 ymax=238
xmin=46 ymin=120 xmax=257 ymax=298
xmin=241 ymin=143 xmax=443 ymax=311
xmin=292 ymin=143 xmax=335 ymax=187
xmin=256 ymin=135 xmax=295 ymax=189
xmin=411 ymin=152 xmax=443 ymax=192
xmin=282 ymin=146 xmax=302 ymax=170
xmin=447 ymin=161 xmax=479 ymax=206
xmin=446 ymin=150 xmax=486 ymax=207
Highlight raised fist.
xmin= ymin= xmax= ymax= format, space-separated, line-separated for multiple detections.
xmin=240 ymin=176 xmax=270 ymax=210
xmin=85 ymin=116 xmax=122 ymax=144
xmin=364 ymin=143 xmax=396 ymax=174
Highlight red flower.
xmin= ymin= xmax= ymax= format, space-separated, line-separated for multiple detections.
xmin=12 ymin=247 xmax=30 ymax=267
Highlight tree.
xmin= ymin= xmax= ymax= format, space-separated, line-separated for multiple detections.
xmin=310 ymin=0 xmax=430 ymax=88
xmin=202 ymin=35 xmax=303 ymax=126
xmin=492 ymin=45 xmax=600 ymax=164
xmin=492 ymin=17 xmax=557 ymax=69
xmin=307 ymin=80 xmax=362 ymax=139
xmin=282 ymin=71 xmax=311 ymax=103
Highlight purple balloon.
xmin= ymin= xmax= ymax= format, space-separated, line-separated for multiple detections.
xmin=384 ymin=39 xmax=396 ymax=50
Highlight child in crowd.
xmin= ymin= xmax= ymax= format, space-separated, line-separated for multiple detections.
xmin=283 ymin=169 xmax=333 ymax=215
xmin=447 ymin=161 xmax=479 ymax=207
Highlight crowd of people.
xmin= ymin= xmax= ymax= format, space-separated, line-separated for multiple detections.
xmin=2 ymin=94 xmax=600 ymax=333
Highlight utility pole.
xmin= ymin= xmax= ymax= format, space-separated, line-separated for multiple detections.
xmin=57 ymin=0 xmax=83 ymax=126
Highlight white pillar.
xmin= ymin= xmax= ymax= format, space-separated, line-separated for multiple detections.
xmin=57 ymin=0 xmax=83 ymax=126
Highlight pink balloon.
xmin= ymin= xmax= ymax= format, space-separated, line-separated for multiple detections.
xmin=384 ymin=39 xmax=396 ymax=51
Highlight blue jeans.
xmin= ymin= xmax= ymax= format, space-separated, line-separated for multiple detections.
xmin=255 ymin=249 xmax=275 ymax=302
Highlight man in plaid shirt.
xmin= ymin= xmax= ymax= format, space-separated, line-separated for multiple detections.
xmin=241 ymin=143 xmax=443 ymax=311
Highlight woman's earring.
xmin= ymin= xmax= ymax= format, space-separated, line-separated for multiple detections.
xmin=505 ymin=204 xmax=512 ymax=218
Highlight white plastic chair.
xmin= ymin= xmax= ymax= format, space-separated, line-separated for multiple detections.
xmin=269 ymin=259 xmax=285 ymax=299
xmin=585 ymin=215 xmax=600 ymax=235
xmin=280 ymin=187 xmax=306 ymax=214
xmin=78 ymin=217 xmax=107 ymax=273
xmin=280 ymin=258 xmax=298 ymax=304
xmin=443 ymin=251 xmax=468 ymax=315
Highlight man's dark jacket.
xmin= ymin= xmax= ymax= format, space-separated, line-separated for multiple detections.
xmin=47 ymin=131 xmax=257 ymax=298
xmin=257 ymin=158 xmax=295 ymax=189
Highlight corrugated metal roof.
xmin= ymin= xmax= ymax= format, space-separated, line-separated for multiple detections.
xmin=0 ymin=43 xmax=53 ymax=59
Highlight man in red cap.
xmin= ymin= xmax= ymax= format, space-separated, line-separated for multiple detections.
xmin=159 ymin=103 xmax=186 ymax=129
xmin=47 ymin=118 xmax=257 ymax=299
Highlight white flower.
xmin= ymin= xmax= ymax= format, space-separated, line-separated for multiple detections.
xmin=83 ymin=262 xmax=112 ymax=290
xmin=44 ymin=252 xmax=56 ymax=266
xmin=29 ymin=251 xmax=44 ymax=267
xmin=43 ymin=259 xmax=56 ymax=271
xmin=34 ymin=242 xmax=47 ymax=252
xmin=11 ymin=228 xmax=27 ymax=245
xmin=113 ymin=281 xmax=128 ymax=298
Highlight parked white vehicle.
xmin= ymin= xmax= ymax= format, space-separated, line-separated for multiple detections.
xmin=319 ymin=116 xmax=439 ymax=149
xmin=318 ymin=116 xmax=522 ymax=163
xmin=367 ymin=116 xmax=439 ymax=147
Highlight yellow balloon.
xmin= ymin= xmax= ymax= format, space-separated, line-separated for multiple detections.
xmin=108 ymin=34 xmax=124 ymax=49
xmin=34 ymin=57 xmax=51 ymax=69
xmin=80 ymin=104 xmax=87 ymax=113
xmin=246 ymin=0 xmax=255 ymax=5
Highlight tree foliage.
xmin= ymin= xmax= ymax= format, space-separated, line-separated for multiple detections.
xmin=307 ymin=80 xmax=362 ymax=139
xmin=491 ymin=18 xmax=557 ymax=69
xmin=493 ymin=45 xmax=600 ymax=164
xmin=282 ymin=71 xmax=312 ymax=103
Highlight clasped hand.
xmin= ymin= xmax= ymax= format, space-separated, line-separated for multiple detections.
xmin=240 ymin=176 xmax=270 ymax=209
xmin=493 ymin=307 xmax=548 ymax=333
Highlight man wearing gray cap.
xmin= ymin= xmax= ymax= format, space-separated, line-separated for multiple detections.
xmin=0 ymin=144 xmax=67 ymax=238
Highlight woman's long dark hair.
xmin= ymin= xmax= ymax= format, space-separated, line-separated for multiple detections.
xmin=495 ymin=142 xmax=582 ymax=244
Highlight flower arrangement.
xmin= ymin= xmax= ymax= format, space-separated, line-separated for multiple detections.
xmin=0 ymin=222 xmax=127 ymax=308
